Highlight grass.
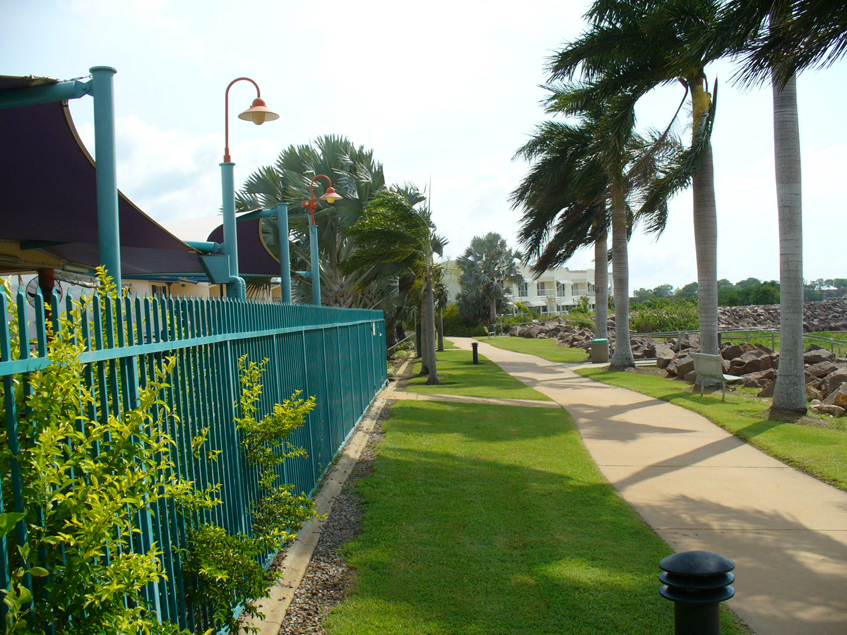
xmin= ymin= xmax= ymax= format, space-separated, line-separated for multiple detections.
xmin=405 ymin=348 xmax=552 ymax=401
xmin=578 ymin=367 xmax=847 ymax=491
xmin=481 ymin=336 xmax=591 ymax=364
xmin=324 ymin=400 xmax=749 ymax=635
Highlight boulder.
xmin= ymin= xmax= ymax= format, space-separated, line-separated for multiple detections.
xmin=757 ymin=381 xmax=776 ymax=398
xmin=674 ymin=355 xmax=696 ymax=378
xmin=683 ymin=369 xmax=698 ymax=383
xmin=743 ymin=369 xmax=777 ymax=388
xmin=804 ymin=346 xmax=836 ymax=365
xmin=524 ymin=325 xmax=543 ymax=339
xmin=822 ymin=383 xmax=847 ymax=406
xmin=721 ymin=343 xmax=746 ymax=360
xmin=813 ymin=403 xmax=846 ymax=417
xmin=656 ymin=343 xmax=676 ymax=369
xmin=806 ymin=385 xmax=823 ymax=401
xmin=729 ymin=350 xmax=775 ymax=376
xmin=806 ymin=361 xmax=841 ymax=379
xmin=824 ymin=373 xmax=847 ymax=396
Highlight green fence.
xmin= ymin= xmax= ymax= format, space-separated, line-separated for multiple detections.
xmin=0 ymin=285 xmax=386 ymax=631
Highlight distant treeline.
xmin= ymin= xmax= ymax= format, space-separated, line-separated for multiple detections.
xmin=632 ymin=278 xmax=847 ymax=307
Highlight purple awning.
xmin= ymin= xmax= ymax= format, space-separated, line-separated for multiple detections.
xmin=0 ymin=76 xmax=207 ymax=278
xmin=207 ymin=217 xmax=282 ymax=277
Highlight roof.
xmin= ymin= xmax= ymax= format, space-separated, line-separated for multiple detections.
xmin=0 ymin=74 xmax=212 ymax=279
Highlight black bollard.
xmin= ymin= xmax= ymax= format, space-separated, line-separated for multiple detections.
xmin=472 ymin=342 xmax=479 ymax=364
xmin=660 ymin=551 xmax=735 ymax=635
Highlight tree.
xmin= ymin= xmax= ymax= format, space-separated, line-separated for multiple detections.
xmin=455 ymin=233 xmax=522 ymax=326
xmin=549 ymin=0 xmax=725 ymax=360
xmin=711 ymin=0 xmax=847 ymax=413
xmin=511 ymin=89 xmax=665 ymax=369
xmin=676 ymin=281 xmax=699 ymax=300
xmin=344 ymin=190 xmax=446 ymax=385
xmin=235 ymin=135 xmax=391 ymax=306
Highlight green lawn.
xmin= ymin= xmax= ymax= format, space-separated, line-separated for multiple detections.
xmin=406 ymin=348 xmax=552 ymax=401
xmin=578 ymin=367 xmax=847 ymax=491
xmin=481 ymin=336 xmax=591 ymax=364
xmin=325 ymin=401 xmax=748 ymax=635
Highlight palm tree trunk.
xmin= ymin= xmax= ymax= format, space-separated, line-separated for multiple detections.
xmin=594 ymin=230 xmax=609 ymax=340
xmin=610 ymin=177 xmax=634 ymax=369
xmin=489 ymin=297 xmax=497 ymax=326
xmin=422 ymin=260 xmax=440 ymax=385
xmin=691 ymin=79 xmax=719 ymax=358
xmin=437 ymin=306 xmax=444 ymax=352
xmin=771 ymin=72 xmax=806 ymax=413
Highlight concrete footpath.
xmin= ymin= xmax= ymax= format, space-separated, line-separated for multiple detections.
xmin=450 ymin=337 xmax=847 ymax=635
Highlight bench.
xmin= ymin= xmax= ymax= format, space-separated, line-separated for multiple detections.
xmin=483 ymin=325 xmax=493 ymax=339
xmin=691 ymin=352 xmax=742 ymax=401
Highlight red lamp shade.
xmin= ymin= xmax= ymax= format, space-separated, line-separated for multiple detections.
xmin=238 ymin=98 xmax=280 ymax=125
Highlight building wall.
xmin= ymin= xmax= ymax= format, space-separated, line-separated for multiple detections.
xmin=441 ymin=260 xmax=613 ymax=315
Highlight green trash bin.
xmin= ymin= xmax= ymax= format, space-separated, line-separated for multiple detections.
xmin=590 ymin=338 xmax=609 ymax=363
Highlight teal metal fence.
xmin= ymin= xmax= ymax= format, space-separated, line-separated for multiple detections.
xmin=0 ymin=285 xmax=386 ymax=631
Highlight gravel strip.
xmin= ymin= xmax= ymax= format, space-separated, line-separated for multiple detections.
xmin=276 ymin=400 xmax=391 ymax=635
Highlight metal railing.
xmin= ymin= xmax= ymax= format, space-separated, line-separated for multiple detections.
xmin=0 ymin=285 xmax=387 ymax=630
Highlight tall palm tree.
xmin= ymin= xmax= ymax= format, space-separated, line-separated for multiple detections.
xmin=511 ymin=94 xmax=664 ymax=368
xmin=549 ymin=0 xmax=725 ymax=358
xmin=344 ymin=190 xmax=446 ymax=385
xmin=455 ymin=233 xmax=522 ymax=326
xmin=710 ymin=0 xmax=847 ymax=413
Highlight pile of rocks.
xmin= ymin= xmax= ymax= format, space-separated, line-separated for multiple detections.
xmin=718 ymin=298 xmax=847 ymax=332
xmin=657 ymin=337 xmax=847 ymax=416
xmin=508 ymin=318 xmax=847 ymax=416
xmin=509 ymin=318 xmax=596 ymax=349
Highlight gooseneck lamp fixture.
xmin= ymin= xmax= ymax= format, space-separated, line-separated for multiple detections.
xmin=301 ymin=174 xmax=343 ymax=305
xmin=221 ymin=77 xmax=279 ymax=300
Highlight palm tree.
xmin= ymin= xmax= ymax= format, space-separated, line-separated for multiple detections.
xmin=236 ymin=135 xmax=389 ymax=307
xmin=709 ymin=0 xmax=847 ymax=413
xmin=344 ymin=190 xmax=446 ymax=385
xmin=511 ymin=94 xmax=664 ymax=368
xmin=549 ymin=0 xmax=725 ymax=358
xmin=455 ymin=233 xmax=522 ymax=326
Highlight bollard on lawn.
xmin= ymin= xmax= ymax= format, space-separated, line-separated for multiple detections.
xmin=472 ymin=342 xmax=479 ymax=364
xmin=660 ymin=551 xmax=735 ymax=635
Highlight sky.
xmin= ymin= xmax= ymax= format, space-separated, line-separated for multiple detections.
xmin=2 ymin=0 xmax=845 ymax=292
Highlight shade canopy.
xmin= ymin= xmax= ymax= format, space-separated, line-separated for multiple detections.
xmin=207 ymin=217 xmax=282 ymax=276
xmin=0 ymin=74 xmax=219 ymax=279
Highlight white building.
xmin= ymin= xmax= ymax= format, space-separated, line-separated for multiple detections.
xmin=442 ymin=260 xmax=612 ymax=316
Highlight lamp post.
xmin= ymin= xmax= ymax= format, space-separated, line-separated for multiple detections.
xmin=221 ymin=77 xmax=278 ymax=300
xmin=301 ymin=174 xmax=342 ymax=305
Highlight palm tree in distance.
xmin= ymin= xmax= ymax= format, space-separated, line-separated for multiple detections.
xmin=344 ymin=190 xmax=446 ymax=385
xmin=455 ymin=233 xmax=522 ymax=327
xmin=512 ymin=90 xmax=666 ymax=368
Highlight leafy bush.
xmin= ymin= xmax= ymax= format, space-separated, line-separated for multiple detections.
xmin=630 ymin=298 xmax=699 ymax=332
xmin=0 ymin=273 xmax=207 ymax=635
xmin=441 ymin=304 xmax=487 ymax=337
xmin=184 ymin=357 xmax=317 ymax=633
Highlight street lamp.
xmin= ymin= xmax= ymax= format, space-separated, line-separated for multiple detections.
xmin=301 ymin=174 xmax=343 ymax=305
xmin=221 ymin=77 xmax=278 ymax=300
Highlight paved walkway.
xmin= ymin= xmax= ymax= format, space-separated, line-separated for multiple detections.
xmin=449 ymin=337 xmax=847 ymax=635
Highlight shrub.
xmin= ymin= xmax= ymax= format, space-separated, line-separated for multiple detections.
xmin=0 ymin=273 xmax=207 ymax=635
xmin=441 ymin=304 xmax=487 ymax=337
xmin=630 ymin=298 xmax=699 ymax=332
